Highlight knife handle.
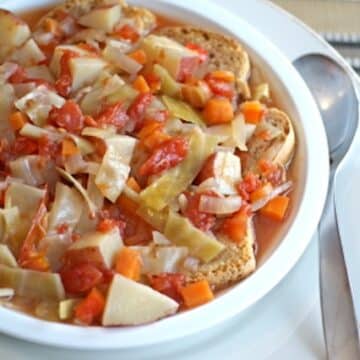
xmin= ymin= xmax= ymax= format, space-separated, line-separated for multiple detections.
xmin=318 ymin=184 xmax=360 ymax=359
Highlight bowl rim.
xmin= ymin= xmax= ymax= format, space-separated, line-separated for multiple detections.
xmin=0 ymin=0 xmax=329 ymax=349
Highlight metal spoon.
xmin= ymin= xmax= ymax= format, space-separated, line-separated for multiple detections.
xmin=293 ymin=54 xmax=360 ymax=359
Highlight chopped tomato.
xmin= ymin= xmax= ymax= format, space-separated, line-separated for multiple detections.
xmin=95 ymin=102 xmax=129 ymax=130
xmin=139 ymin=137 xmax=189 ymax=177
xmin=204 ymin=73 xmax=235 ymax=99
xmin=74 ymin=287 xmax=105 ymax=325
xmin=182 ymin=191 xmax=217 ymax=232
xmin=56 ymin=223 xmax=69 ymax=234
xmin=12 ymin=136 xmax=38 ymax=155
xmin=60 ymin=263 xmax=104 ymax=294
xmin=37 ymin=135 xmax=62 ymax=162
xmin=8 ymin=65 xmax=27 ymax=84
xmin=55 ymin=50 xmax=79 ymax=97
xmin=237 ymin=173 xmax=262 ymax=201
xmin=258 ymin=159 xmax=285 ymax=186
xmin=48 ymin=100 xmax=84 ymax=133
xmin=18 ymin=199 xmax=49 ymax=271
xmin=221 ymin=204 xmax=251 ymax=243
xmin=185 ymin=43 xmax=208 ymax=63
xmin=148 ymin=273 xmax=185 ymax=303
xmin=127 ymin=93 xmax=153 ymax=130
xmin=113 ymin=24 xmax=140 ymax=43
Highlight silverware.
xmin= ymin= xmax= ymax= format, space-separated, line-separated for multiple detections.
xmin=293 ymin=54 xmax=360 ymax=359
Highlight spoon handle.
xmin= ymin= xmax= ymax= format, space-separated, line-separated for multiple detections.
xmin=318 ymin=180 xmax=360 ymax=359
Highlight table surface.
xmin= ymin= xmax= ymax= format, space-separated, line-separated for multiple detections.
xmin=0 ymin=0 xmax=356 ymax=358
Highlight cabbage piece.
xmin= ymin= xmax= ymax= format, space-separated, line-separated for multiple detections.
xmin=0 ymin=244 xmax=18 ymax=267
xmin=95 ymin=136 xmax=137 ymax=202
xmin=4 ymin=183 xmax=46 ymax=256
xmin=136 ymin=205 xmax=168 ymax=232
xmin=253 ymin=83 xmax=270 ymax=102
xmin=0 ymin=264 xmax=65 ymax=300
xmin=105 ymin=83 xmax=138 ymax=108
xmin=20 ymin=123 xmax=62 ymax=141
xmin=56 ymin=167 xmax=97 ymax=216
xmin=0 ymin=83 xmax=15 ymax=142
xmin=15 ymin=85 xmax=65 ymax=126
xmin=76 ymin=175 xmax=104 ymax=234
xmin=198 ymin=194 xmax=242 ymax=215
xmin=69 ymin=135 xmax=95 ymax=155
xmin=131 ymin=245 xmax=188 ymax=274
xmin=9 ymin=155 xmax=58 ymax=187
xmin=139 ymin=127 xmax=217 ymax=210
xmin=162 ymin=95 xmax=204 ymax=126
xmin=164 ymin=211 xmax=224 ymax=263
xmin=153 ymin=64 xmax=181 ymax=97
xmin=48 ymin=183 xmax=83 ymax=232
xmin=103 ymin=40 xmax=142 ymax=74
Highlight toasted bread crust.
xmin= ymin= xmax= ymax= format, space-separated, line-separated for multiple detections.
xmin=186 ymin=221 xmax=256 ymax=290
xmin=245 ymin=108 xmax=296 ymax=173
xmin=156 ymin=26 xmax=251 ymax=98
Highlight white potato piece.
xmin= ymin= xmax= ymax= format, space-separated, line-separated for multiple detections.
xmin=26 ymin=65 xmax=55 ymax=83
xmin=102 ymin=275 xmax=179 ymax=326
xmin=67 ymin=228 xmax=123 ymax=269
xmin=9 ymin=38 xmax=46 ymax=67
xmin=0 ymin=10 xmax=30 ymax=62
xmin=78 ymin=5 xmax=122 ymax=32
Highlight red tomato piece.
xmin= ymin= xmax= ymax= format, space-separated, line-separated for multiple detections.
xmin=139 ymin=137 xmax=189 ymax=177
xmin=237 ymin=173 xmax=262 ymax=201
xmin=185 ymin=43 xmax=208 ymax=63
xmin=95 ymin=102 xmax=129 ymax=130
xmin=60 ymin=263 xmax=104 ymax=294
xmin=113 ymin=24 xmax=140 ymax=43
xmin=182 ymin=191 xmax=217 ymax=232
xmin=55 ymin=50 xmax=79 ymax=97
xmin=12 ymin=136 xmax=39 ymax=155
xmin=48 ymin=100 xmax=84 ymax=133
xmin=74 ymin=288 xmax=105 ymax=325
xmin=97 ymin=218 xmax=126 ymax=235
xmin=127 ymin=93 xmax=153 ymax=130
xmin=204 ymin=74 xmax=235 ymax=99
xmin=148 ymin=273 xmax=185 ymax=303
xmin=8 ymin=65 xmax=27 ymax=84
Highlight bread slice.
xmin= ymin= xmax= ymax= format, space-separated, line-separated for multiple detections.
xmin=156 ymin=26 xmax=251 ymax=99
xmin=244 ymin=108 xmax=296 ymax=173
xmin=36 ymin=0 xmax=156 ymax=36
xmin=186 ymin=220 xmax=256 ymax=290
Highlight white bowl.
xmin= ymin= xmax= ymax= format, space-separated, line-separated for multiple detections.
xmin=0 ymin=0 xmax=329 ymax=349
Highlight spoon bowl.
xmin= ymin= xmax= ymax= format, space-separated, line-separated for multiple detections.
xmin=294 ymin=54 xmax=358 ymax=167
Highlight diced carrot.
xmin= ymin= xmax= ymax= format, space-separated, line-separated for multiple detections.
xmin=61 ymin=138 xmax=79 ymax=156
xmin=117 ymin=194 xmax=139 ymax=214
xmin=142 ymin=130 xmax=171 ymax=150
xmin=143 ymin=72 xmax=161 ymax=93
xmin=126 ymin=177 xmax=141 ymax=193
xmin=129 ymin=49 xmax=147 ymax=65
xmin=113 ymin=24 xmax=140 ymax=43
xmin=74 ymin=288 xmax=105 ymax=325
xmin=222 ymin=205 xmax=250 ymax=243
xmin=240 ymin=101 xmax=264 ymax=125
xmin=249 ymin=183 xmax=273 ymax=203
xmin=180 ymin=280 xmax=214 ymax=308
xmin=137 ymin=121 xmax=162 ymax=140
xmin=133 ymin=75 xmax=150 ymax=94
xmin=115 ymin=247 xmax=142 ymax=281
xmin=208 ymin=70 xmax=235 ymax=83
xmin=260 ymin=195 xmax=290 ymax=221
xmin=203 ymin=98 xmax=234 ymax=125
xmin=9 ymin=111 xmax=27 ymax=131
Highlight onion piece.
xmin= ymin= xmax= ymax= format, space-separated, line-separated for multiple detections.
xmin=152 ymin=231 xmax=171 ymax=246
xmin=0 ymin=62 xmax=18 ymax=83
xmin=251 ymin=181 xmax=293 ymax=212
xmin=199 ymin=195 xmax=242 ymax=215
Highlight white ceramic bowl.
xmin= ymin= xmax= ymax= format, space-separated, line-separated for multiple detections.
xmin=0 ymin=0 xmax=329 ymax=349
